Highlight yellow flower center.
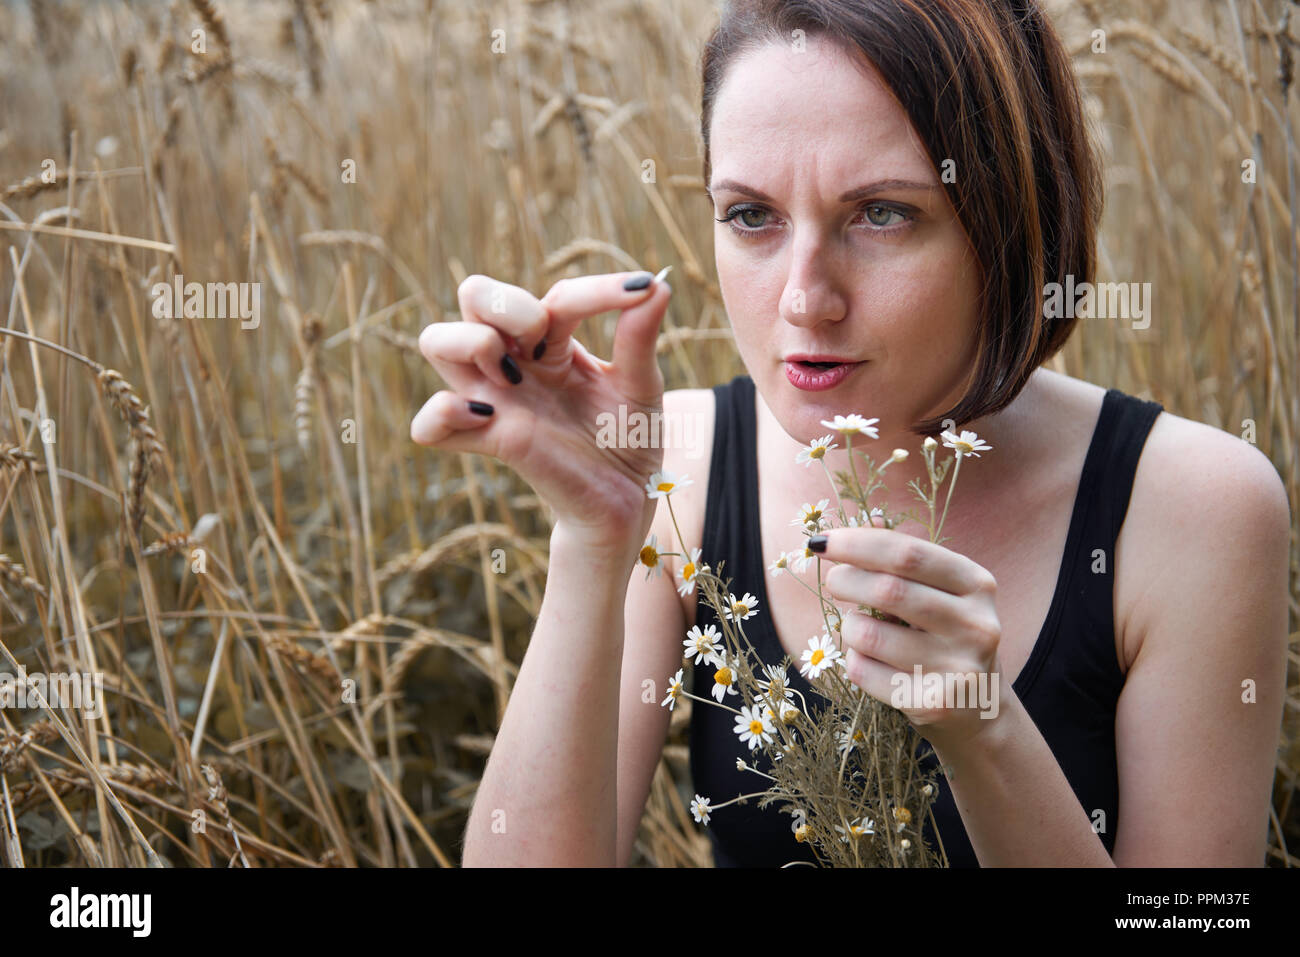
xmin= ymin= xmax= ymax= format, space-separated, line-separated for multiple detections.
xmin=811 ymin=649 xmax=824 ymax=665
xmin=732 ymin=602 xmax=748 ymax=617
xmin=853 ymin=730 xmax=865 ymax=742
xmin=714 ymin=667 xmax=732 ymax=686
xmin=639 ymin=546 xmax=657 ymax=566
xmin=894 ymin=807 xmax=912 ymax=825
xmin=683 ymin=562 xmax=696 ymax=580
xmin=954 ymin=441 xmax=972 ymax=454
xmin=810 ymin=446 xmax=825 ymax=460
xmin=749 ymin=719 xmax=764 ymax=736
xmin=794 ymin=825 xmax=808 ymax=843
xmin=656 ymin=481 xmax=674 ymax=492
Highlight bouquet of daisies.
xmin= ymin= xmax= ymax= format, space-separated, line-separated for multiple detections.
xmin=642 ymin=416 xmax=992 ymax=868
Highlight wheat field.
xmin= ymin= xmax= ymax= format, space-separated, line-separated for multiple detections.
xmin=0 ymin=0 xmax=1296 ymax=867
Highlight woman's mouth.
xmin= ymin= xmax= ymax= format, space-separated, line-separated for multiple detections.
xmin=784 ymin=359 xmax=863 ymax=391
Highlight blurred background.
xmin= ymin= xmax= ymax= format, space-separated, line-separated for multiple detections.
xmin=0 ymin=0 xmax=1295 ymax=866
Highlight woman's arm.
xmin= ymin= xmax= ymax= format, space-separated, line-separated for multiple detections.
xmin=462 ymin=527 xmax=639 ymax=866
xmin=922 ymin=430 xmax=1291 ymax=866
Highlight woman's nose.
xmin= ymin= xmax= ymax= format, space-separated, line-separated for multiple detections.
xmin=779 ymin=231 xmax=848 ymax=327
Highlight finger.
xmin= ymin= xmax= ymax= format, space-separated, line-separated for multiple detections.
xmin=418 ymin=321 xmax=519 ymax=390
xmin=841 ymin=647 xmax=906 ymax=709
xmin=410 ymin=390 xmax=498 ymax=449
xmin=458 ymin=274 xmax=549 ymax=357
xmin=839 ymin=608 xmax=925 ymax=673
xmin=609 ymin=278 xmax=672 ymax=402
xmin=823 ymin=563 xmax=970 ymax=638
xmin=808 ymin=527 xmax=992 ymax=596
xmin=539 ymin=270 xmax=666 ymax=349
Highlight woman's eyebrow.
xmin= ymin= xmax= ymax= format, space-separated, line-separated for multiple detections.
xmin=707 ymin=178 xmax=939 ymax=201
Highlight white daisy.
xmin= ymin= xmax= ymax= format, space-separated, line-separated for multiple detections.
xmin=940 ymin=429 xmax=992 ymax=458
xmin=645 ymin=469 xmax=693 ymax=499
xmin=661 ymin=668 xmax=684 ymax=711
xmin=789 ymin=499 xmax=831 ymax=532
xmin=834 ymin=816 xmax=876 ymax=841
xmin=768 ymin=552 xmax=790 ymax=577
xmin=691 ymin=794 xmax=712 ymax=825
xmin=677 ymin=547 xmax=703 ymax=596
xmin=820 ymin=414 xmax=880 ymax=439
xmin=756 ymin=663 xmax=794 ymax=710
xmin=733 ymin=702 xmax=775 ymax=751
xmin=800 ymin=632 xmax=843 ymax=679
xmin=836 ymin=724 xmax=868 ymax=755
xmin=795 ymin=434 xmax=838 ymax=467
xmin=723 ymin=592 xmax=759 ymax=622
xmin=789 ymin=545 xmax=817 ymax=573
xmin=683 ymin=623 xmax=723 ymax=666
xmin=710 ymin=654 xmax=741 ymax=703
xmin=637 ymin=534 xmax=663 ymax=580
xmin=845 ymin=506 xmax=887 ymax=529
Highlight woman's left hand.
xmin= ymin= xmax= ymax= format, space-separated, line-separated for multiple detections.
xmin=811 ymin=526 xmax=1006 ymax=747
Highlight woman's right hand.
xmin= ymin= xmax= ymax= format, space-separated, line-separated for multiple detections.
xmin=410 ymin=270 xmax=675 ymax=554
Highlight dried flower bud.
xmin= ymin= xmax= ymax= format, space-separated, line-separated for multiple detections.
xmin=923 ymin=436 xmax=938 ymax=452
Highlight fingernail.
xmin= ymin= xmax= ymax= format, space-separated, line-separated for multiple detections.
xmin=623 ymin=272 xmax=653 ymax=291
xmin=532 ymin=338 xmax=547 ymax=360
xmin=807 ymin=534 xmax=827 ymax=553
xmin=468 ymin=400 xmax=494 ymax=416
xmin=501 ymin=353 xmax=522 ymax=384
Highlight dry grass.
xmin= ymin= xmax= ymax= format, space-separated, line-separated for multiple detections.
xmin=0 ymin=0 xmax=1294 ymax=867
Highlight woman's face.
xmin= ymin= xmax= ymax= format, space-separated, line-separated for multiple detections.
xmin=708 ymin=35 xmax=984 ymax=450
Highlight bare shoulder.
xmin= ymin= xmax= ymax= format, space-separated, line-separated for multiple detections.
xmin=1114 ymin=394 xmax=1291 ymax=666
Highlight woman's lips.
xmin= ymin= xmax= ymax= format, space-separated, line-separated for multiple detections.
xmin=784 ymin=360 xmax=863 ymax=391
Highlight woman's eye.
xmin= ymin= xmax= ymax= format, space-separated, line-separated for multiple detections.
xmin=717 ymin=206 xmax=770 ymax=231
xmin=863 ymin=204 xmax=906 ymax=228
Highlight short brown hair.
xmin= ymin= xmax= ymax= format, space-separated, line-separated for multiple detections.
xmin=700 ymin=0 xmax=1102 ymax=434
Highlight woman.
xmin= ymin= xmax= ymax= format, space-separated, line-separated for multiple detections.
xmin=413 ymin=0 xmax=1291 ymax=867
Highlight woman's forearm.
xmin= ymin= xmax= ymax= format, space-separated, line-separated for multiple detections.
xmin=924 ymin=676 xmax=1115 ymax=866
xmin=461 ymin=526 xmax=637 ymax=866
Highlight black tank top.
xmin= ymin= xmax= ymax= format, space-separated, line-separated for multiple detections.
xmin=688 ymin=374 xmax=1164 ymax=867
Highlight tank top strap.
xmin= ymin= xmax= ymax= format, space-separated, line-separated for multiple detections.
xmin=700 ymin=374 xmax=760 ymax=584
xmin=1086 ymin=388 xmax=1165 ymax=552
xmin=1015 ymin=386 xmax=1165 ymax=699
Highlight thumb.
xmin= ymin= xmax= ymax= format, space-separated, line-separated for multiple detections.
xmin=610 ymin=272 xmax=672 ymax=403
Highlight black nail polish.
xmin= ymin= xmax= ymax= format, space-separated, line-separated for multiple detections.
xmin=622 ymin=272 xmax=653 ymax=291
xmin=500 ymin=353 xmax=522 ymax=384
xmin=468 ymin=400 xmax=494 ymax=416
xmin=807 ymin=534 xmax=827 ymax=553
xmin=532 ymin=339 xmax=547 ymax=360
